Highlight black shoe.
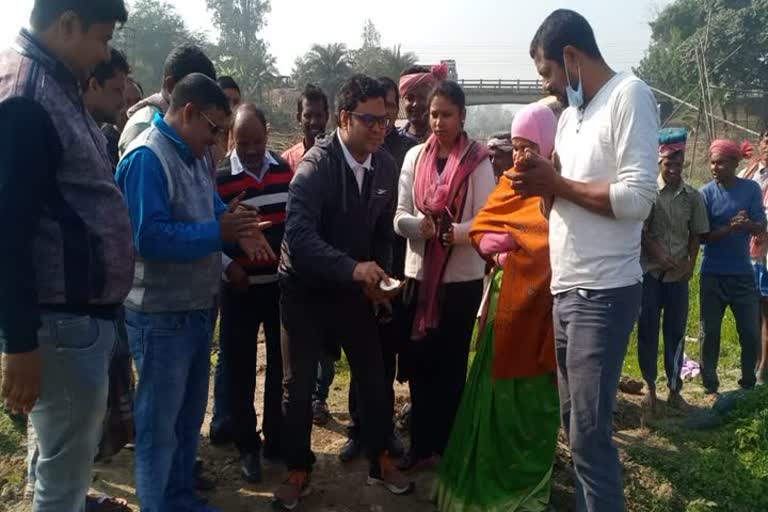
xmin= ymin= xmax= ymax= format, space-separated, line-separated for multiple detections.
xmin=339 ymin=437 xmax=363 ymax=463
xmin=240 ymin=452 xmax=263 ymax=483
xmin=387 ymin=434 xmax=405 ymax=459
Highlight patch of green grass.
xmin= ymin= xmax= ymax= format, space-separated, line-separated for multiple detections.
xmin=0 ymin=408 xmax=25 ymax=457
xmin=625 ymin=386 xmax=768 ymax=512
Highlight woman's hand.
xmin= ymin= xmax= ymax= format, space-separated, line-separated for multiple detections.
xmin=420 ymin=216 xmax=436 ymax=239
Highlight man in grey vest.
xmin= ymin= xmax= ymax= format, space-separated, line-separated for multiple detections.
xmin=0 ymin=1 xmax=133 ymax=511
xmin=116 ymin=73 xmax=272 ymax=512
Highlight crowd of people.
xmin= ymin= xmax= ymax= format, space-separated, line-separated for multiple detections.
xmin=1 ymin=2 xmax=767 ymax=512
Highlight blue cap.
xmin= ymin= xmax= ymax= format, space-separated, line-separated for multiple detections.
xmin=659 ymin=127 xmax=688 ymax=146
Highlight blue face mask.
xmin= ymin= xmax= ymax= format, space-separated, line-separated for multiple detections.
xmin=563 ymin=53 xmax=584 ymax=109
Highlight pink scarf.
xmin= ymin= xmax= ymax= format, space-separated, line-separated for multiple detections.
xmin=411 ymin=133 xmax=489 ymax=339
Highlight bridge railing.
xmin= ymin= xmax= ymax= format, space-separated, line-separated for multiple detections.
xmin=458 ymin=79 xmax=544 ymax=92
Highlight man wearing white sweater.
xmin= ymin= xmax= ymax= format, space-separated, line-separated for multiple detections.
xmin=509 ymin=10 xmax=658 ymax=512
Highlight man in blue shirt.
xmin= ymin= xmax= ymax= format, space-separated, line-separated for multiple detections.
xmin=116 ymin=73 xmax=271 ymax=512
xmin=700 ymin=139 xmax=766 ymax=396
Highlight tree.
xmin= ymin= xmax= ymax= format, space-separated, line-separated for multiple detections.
xmin=206 ymin=0 xmax=277 ymax=101
xmin=361 ymin=19 xmax=382 ymax=49
xmin=379 ymin=45 xmax=418 ymax=81
xmin=113 ymin=0 xmax=211 ymax=93
xmin=350 ymin=20 xmax=419 ymax=80
xmin=636 ymin=0 xmax=768 ymax=123
xmin=292 ymin=43 xmax=352 ymax=114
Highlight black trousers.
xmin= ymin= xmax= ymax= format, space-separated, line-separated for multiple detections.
xmin=405 ymin=279 xmax=483 ymax=458
xmin=347 ymin=304 xmax=399 ymax=440
xmin=281 ymin=290 xmax=389 ymax=471
xmin=219 ymin=281 xmax=283 ymax=456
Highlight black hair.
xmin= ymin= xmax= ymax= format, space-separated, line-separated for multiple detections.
xmin=377 ymin=76 xmax=399 ymax=104
xmin=335 ymin=74 xmax=386 ymax=117
xmin=400 ymin=65 xmax=430 ymax=77
xmin=163 ymin=45 xmax=216 ymax=84
xmin=428 ymin=80 xmax=465 ymax=112
xmin=296 ymin=84 xmax=329 ymax=116
xmin=89 ymin=48 xmax=130 ymax=86
xmin=761 ymin=128 xmax=768 ymax=139
xmin=128 ymin=76 xmax=144 ymax=97
xmin=529 ymin=9 xmax=603 ymax=66
xmin=234 ymin=103 xmax=267 ymax=130
xmin=31 ymin=0 xmax=128 ymax=31
xmin=169 ymin=73 xmax=230 ymax=116
xmin=217 ymin=76 xmax=240 ymax=94
xmin=490 ymin=130 xmax=511 ymax=141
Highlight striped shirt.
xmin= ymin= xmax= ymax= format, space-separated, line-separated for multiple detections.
xmin=217 ymin=150 xmax=292 ymax=284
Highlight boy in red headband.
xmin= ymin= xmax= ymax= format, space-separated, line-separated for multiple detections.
xmin=699 ymin=138 xmax=766 ymax=396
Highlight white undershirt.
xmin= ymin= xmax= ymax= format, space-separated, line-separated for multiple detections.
xmin=337 ymin=132 xmax=372 ymax=192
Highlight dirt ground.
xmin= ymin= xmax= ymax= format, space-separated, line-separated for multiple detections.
xmin=1 ymin=350 xmax=717 ymax=512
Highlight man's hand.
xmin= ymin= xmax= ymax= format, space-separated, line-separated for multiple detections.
xmin=1 ymin=350 xmax=42 ymax=415
xmin=363 ymin=278 xmax=404 ymax=309
xmin=220 ymin=210 xmax=270 ymax=243
xmin=227 ymin=191 xmax=259 ymax=213
xmin=506 ymin=149 xmax=560 ymax=198
xmin=420 ymin=216 xmax=436 ymax=240
xmin=658 ymin=253 xmax=679 ymax=272
xmin=679 ymin=259 xmax=695 ymax=281
xmin=730 ymin=210 xmax=749 ymax=230
xmin=225 ymin=261 xmax=250 ymax=291
xmin=353 ymin=261 xmax=388 ymax=287
xmin=238 ymin=230 xmax=276 ymax=262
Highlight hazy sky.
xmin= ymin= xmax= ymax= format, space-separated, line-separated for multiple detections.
xmin=0 ymin=0 xmax=673 ymax=79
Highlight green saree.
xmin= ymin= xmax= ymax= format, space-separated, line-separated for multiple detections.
xmin=433 ymin=270 xmax=560 ymax=512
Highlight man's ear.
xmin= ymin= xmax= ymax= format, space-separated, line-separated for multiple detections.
xmin=57 ymin=11 xmax=81 ymax=41
xmin=163 ymin=76 xmax=177 ymax=96
xmin=338 ymin=110 xmax=349 ymax=131
xmin=181 ymin=103 xmax=196 ymax=124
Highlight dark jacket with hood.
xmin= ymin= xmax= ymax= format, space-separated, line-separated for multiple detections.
xmin=279 ymin=130 xmax=397 ymax=299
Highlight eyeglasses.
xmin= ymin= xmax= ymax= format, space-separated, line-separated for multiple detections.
xmin=200 ymin=111 xmax=226 ymax=136
xmin=348 ymin=111 xmax=391 ymax=130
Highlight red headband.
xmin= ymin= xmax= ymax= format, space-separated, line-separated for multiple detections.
xmin=398 ymin=62 xmax=449 ymax=98
xmin=709 ymin=139 xmax=754 ymax=161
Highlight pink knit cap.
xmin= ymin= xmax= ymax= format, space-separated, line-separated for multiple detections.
xmin=510 ymin=103 xmax=557 ymax=158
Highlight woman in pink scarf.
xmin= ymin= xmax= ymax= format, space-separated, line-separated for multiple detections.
xmin=394 ymin=80 xmax=496 ymax=471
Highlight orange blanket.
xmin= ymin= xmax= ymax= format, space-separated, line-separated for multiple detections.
xmin=469 ymin=178 xmax=556 ymax=381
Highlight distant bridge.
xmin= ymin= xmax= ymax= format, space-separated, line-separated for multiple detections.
xmin=458 ymin=79 xmax=547 ymax=106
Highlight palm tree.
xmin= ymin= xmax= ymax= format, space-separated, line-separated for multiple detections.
xmin=293 ymin=43 xmax=352 ymax=114
xmin=380 ymin=45 xmax=418 ymax=81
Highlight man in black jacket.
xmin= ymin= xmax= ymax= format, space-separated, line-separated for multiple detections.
xmin=273 ymin=74 xmax=414 ymax=510
xmin=338 ymin=76 xmax=415 ymax=463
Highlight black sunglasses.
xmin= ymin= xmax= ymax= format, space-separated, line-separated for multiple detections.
xmin=347 ymin=111 xmax=390 ymax=130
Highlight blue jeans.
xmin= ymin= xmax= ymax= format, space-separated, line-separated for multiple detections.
xmin=126 ymin=309 xmax=216 ymax=512
xmin=699 ymin=274 xmax=760 ymax=392
xmin=312 ymin=355 xmax=336 ymax=403
xmin=637 ymin=274 xmax=689 ymax=392
xmin=553 ymin=284 xmax=642 ymax=512
xmin=28 ymin=312 xmax=115 ymax=512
